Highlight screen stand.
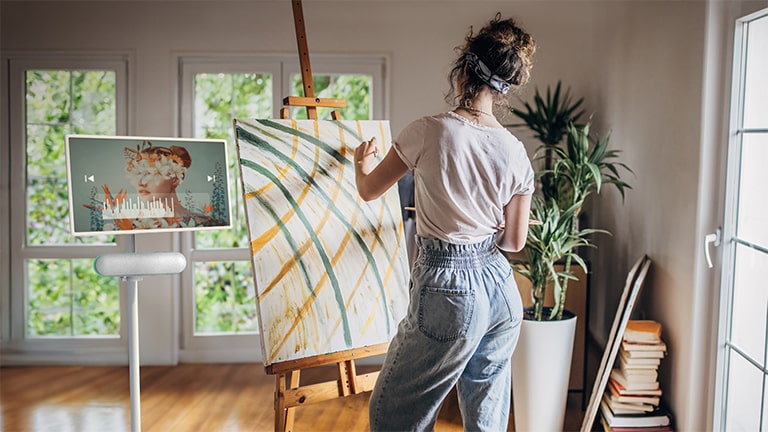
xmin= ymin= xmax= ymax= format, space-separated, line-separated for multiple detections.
xmin=94 ymin=235 xmax=187 ymax=432
xmin=126 ymin=274 xmax=142 ymax=432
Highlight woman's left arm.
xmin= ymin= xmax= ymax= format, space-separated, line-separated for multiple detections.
xmin=355 ymin=137 xmax=409 ymax=201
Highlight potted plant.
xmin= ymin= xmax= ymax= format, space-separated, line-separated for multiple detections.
xmin=506 ymin=83 xmax=632 ymax=432
xmin=515 ymin=123 xmax=633 ymax=321
xmin=507 ymin=80 xmax=586 ymax=202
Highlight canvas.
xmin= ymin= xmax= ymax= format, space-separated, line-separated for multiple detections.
xmin=234 ymin=119 xmax=410 ymax=366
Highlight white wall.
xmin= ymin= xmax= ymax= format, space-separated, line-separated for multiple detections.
xmin=3 ymin=0 xmax=764 ymax=429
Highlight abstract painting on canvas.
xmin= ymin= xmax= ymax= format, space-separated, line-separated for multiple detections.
xmin=234 ymin=118 xmax=410 ymax=367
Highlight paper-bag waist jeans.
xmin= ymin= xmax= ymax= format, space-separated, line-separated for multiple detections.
xmin=369 ymin=234 xmax=523 ymax=432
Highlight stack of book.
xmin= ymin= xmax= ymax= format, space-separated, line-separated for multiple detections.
xmin=600 ymin=320 xmax=673 ymax=431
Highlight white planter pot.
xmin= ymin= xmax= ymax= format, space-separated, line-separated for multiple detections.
xmin=512 ymin=308 xmax=577 ymax=432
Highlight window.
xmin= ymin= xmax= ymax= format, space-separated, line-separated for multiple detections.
xmin=192 ymin=71 xmax=272 ymax=334
xmin=25 ymin=70 xmax=120 ymax=337
xmin=715 ymin=8 xmax=768 ymax=430
xmin=4 ymin=56 xmax=129 ymax=355
xmin=178 ymin=55 xmax=386 ymax=360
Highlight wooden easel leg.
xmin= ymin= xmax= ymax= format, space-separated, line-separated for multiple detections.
xmin=285 ymin=371 xmax=300 ymax=431
xmin=337 ymin=359 xmax=358 ymax=396
xmin=275 ymin=374 xmax=287 ymax=432
xmin=275 ymin=371 xmax=301 ymax=432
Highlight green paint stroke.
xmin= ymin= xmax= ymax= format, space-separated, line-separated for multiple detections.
xmin=238 ymin=122 xmax=400 ymax=262
xmin=237 ymin=125 xmax=394 ymax=335
xmin=241 ymin=159 xmax=353 ymax=346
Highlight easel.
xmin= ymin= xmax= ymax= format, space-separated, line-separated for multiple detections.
xmin=269 ymin=2 xmax=390 ymax=431
xmin=281 ymin=0 xmax=346 ymax=122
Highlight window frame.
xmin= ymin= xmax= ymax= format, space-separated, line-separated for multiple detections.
xmin=176 ymin=53 xmax=388 ymax=362
xmin=714 ymin=7 xmax=768 ymax=430
xmin=2 ymin=53 xmax=132 ymax=363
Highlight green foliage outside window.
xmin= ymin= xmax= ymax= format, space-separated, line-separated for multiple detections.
xmin=194 ymin=261 xmax=257 ymax=334
xmin=27 ymin=259 xmax=120 ymax=336
xmin=192 ymin=72 xmax=272 ymax=333
xmin=24 ymin=70 xmax=120 ymax=337
xmin=289 ymin=74 xmax=372 ymax=120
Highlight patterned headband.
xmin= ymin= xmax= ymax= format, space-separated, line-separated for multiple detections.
xmin=465 ymin=52 xmax=511 ymax=94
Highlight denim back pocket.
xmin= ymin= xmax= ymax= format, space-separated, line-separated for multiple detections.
xmin=417 ymin=286 xmax=475 ymax=342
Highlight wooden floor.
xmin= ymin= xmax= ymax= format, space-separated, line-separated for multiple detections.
xmin=1 ymin=363 xmax=586 ymax=431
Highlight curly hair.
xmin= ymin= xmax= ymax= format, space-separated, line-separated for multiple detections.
xmin=447 ymin=13 xmax=536 ymax=108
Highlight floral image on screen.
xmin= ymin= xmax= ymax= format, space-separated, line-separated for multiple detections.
xmin=66 ymin=135 xmax=232 ymax=235
xmin=234 ymin=119 xmax=410 ymax=366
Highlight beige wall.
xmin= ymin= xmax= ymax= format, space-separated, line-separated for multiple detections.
xmin=3 ymin=0 xmax=766 ymax=429
xmin=589 ymin=1 xmax=708 ymax=429
xmin=585 ymin=2 xmax=767 ymax=430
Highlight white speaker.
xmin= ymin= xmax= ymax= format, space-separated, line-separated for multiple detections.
xmin=94 ymin=252 xmax=187 ymax=277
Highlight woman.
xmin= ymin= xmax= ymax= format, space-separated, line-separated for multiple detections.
xmin=355 ymin=14 xmax=536 ymax=431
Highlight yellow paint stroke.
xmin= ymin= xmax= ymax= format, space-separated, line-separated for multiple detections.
xmin=255 ymin=120 xmax=404 ymax=363
xmin=268 ymin=207 xmax=355 ymax=361
xmin=256 ymin=238 xmax=312 ymax=301
xmin=374 ymin=203 xmax=397 ymax=289
xmin=316 ymin=120 xmax=404 ymax=351
xmin=361 ymin=292 xmax=385 ymax=336
xmin=246 ymin=131 xmax=318 ymax=255
xmin=238 ymin=119 xmax=299 ymax=189
xmin=322 ymin=177 xmax=409 ymax=346
xmin=267 ymin=121 xmax=353 ymax=361
xmin=378 ymin=121 xmax=388 ymax=152
xmin=321 ymin=163 xmax=402 ymax=350
xmin=315 ymin=208 xmax=368 ymax=354
xmin=356 ymin=120 xmax=364 ymax=147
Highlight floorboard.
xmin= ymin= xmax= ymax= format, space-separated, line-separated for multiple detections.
xmin=1 ymin=363 xmax=587 ymax=431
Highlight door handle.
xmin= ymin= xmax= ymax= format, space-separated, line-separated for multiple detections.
xmin=705 ymin=228 xmax=722 ymax=269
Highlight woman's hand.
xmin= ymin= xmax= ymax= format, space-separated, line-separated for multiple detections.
xmin=355 ymin=137 xmax=379 ymax=175
xmin=354 ymin=137 xmax=408 ymax=202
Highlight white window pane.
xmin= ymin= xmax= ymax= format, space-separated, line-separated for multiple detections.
xmin=737 ymin=133 xmax=768 ymax=247
xmin=730 ymin=244 xmax=768 ymax=363
xmin=724 ymin=350 xmax=763 ymax=431
xmin=743 ymin=17 xmax=768 ymax=129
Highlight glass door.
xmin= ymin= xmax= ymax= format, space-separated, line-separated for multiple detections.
xmin=715 ymin=8 xmax=768 ymax=431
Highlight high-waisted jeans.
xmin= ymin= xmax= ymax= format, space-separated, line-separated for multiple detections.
xmin=369 ymin=235 xmax=524 ymax=432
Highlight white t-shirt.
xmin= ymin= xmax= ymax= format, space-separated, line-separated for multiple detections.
xmin=393 ymin=111 xmax=534 ymax=244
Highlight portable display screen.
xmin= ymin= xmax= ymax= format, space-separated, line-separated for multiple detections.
xmin=65 ymin=134 xmax=232 ymax=235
